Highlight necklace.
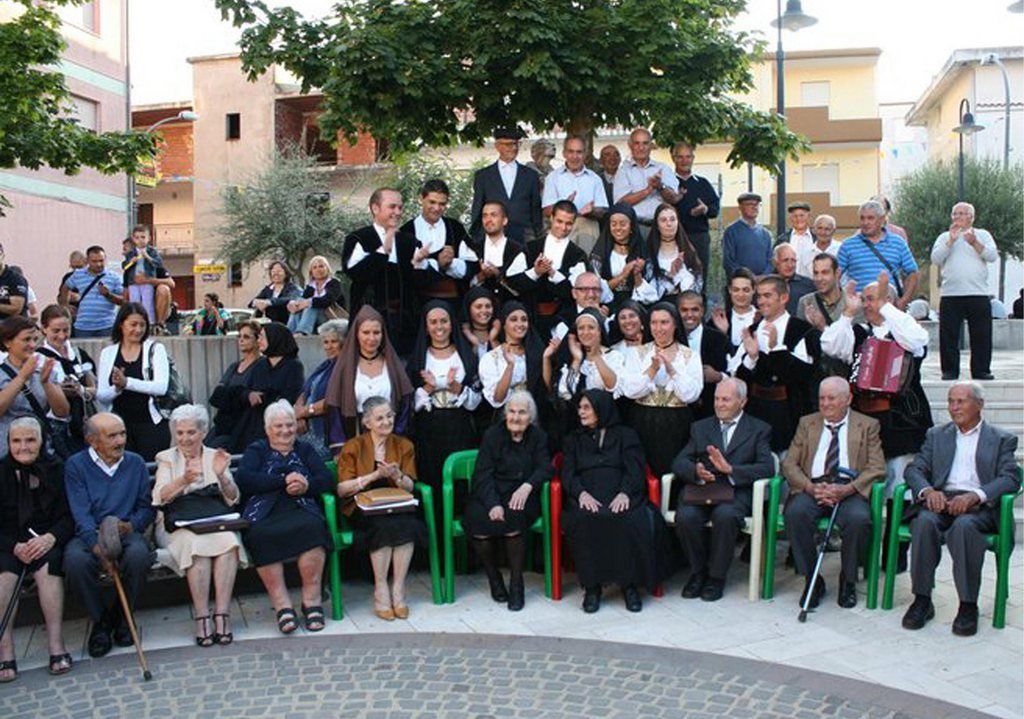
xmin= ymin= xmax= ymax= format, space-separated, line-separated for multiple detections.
xmin=359 ymin=351 xmax=381 ymax=361
xmin=654 ymin=340 xmax=675 ymax=350
xmin=430 ymin=340 xmax=453 ymax=350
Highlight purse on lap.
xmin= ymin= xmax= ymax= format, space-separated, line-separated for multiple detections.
xmin=162 ymin=484 xmax=250 ymax=533
xmin=681 ymin=457 xmax=735 ymax=506
xmin=354 ymin=487 xmax=418 ymax=515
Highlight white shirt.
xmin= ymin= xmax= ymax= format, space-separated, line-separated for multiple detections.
xmin=89 ymin=447 xmax=124 ymax=478
xmin=719 ymin=411 xmax=744 ymax=449
xmin=347 ymin=223 xmax=398 ymax=269
xmin=820 ymin=303 xmax=929 ymax=363
xmin=729 ymin=308 xmax=756 ymax=348
xmin=521 ymin=233 xmax=586 ymax=286
xmin=412 ymin=215 xmax=467 ymax=278
xmin=479 ymin=348 xmax=528 ymax=408
xmin=482 ymin=234 xmax=508 ymax=269
xmin=611 ymin=157 xmax=679 ymax=222
xmin=654 ymin=249 xmax=699 ymax=298
xmin=498 ymin=160 xmax=518 ymax=198
xmin=687 ymin=324 xmax=704 ymax=355
xmin=944 ymin=420 xmax=987 ymax=500
xmin=413 ymin=351 xmax=481 ymax=412
xmin=930 ymin=227 xmax=999 ymax=297
xmin=621 ymin=343 xmax=703 ymax=404
xmin=728 ymin=311 xmax=813 ymax=374
xmin=354 ymin=369 xmax=391 ymax=413
xmin=786 ymin=229 xmax=816 ymax=277
xmin=558 ymin=348 xmax=625 ymax=400
xmin=810 ymin=411 xmax=850 ymax=479
xmin=606 ymin=252 xmax=659 ymax=304
xmin=542 ymin=165 xmax=609 ymax=211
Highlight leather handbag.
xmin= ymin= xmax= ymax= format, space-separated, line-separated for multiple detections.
xmin=354 ymin=487 xmax=418 ymax=515
xmin=162 ymin=485 xmax=238 ymax=533
xmin=682 ymin=481 xmax=735 ymax=506
xmin=187 ymin=517 xmax=251 ymax=534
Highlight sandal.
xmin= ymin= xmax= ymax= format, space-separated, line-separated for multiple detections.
xmin=276 ymin=607 xmax=298 ymax=635
xmin=48 ymin=653 xmax=73 ymax=676
xmin=213 ymin=613 xmax=233 ymax=645
xmin=301 ymin=604 xmax=325 ymax=632
xmin=0 ymin=659 xmax=17 ymax=683
xmin=195 ymin=615 xmax=215 ymax=648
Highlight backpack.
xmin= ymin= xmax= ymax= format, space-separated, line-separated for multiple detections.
xmin=147 ymin=342 xmax=192 ymax=419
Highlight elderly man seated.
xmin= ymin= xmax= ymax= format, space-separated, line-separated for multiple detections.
xmin=63 ymin=413 xmax=155 ymax=658
xmin=901 ymin=381 xmax=1020 ymax=636
xmin=783 ymin=377 xmax=885 ymax=610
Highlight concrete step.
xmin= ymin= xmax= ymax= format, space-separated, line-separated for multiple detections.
xmin=921 ymin=379 xmax=1021 ymax=404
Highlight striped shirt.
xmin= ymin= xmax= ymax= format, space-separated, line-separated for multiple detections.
xmin=836 ymin=231 xmax=918 ymax=291
xmin=64 ymin=267 xmax=123 ymax=331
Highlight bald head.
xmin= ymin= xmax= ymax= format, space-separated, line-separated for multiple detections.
xmin=773 ymin=243 xmax=797 ymax=279
xmin=85 ymin=413 xmax=127 ymax=465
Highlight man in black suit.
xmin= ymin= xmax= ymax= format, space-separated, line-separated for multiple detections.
xmin=341 ymin=187 xmax=421 ymax=355
xmin=400 ymin=178 xmax=472 ymax=310
xmin=902 ymin=381 xmax=1021 ymax=636
xmin=469 ymin=127 xmax=544 ymax=244
xmin=677 ymin=290 xmax=728 ymax=420
xmin=461 ymin=200 xmax=527 ymax=306
xmin=672 ymin=378 xmax=774 ymax=601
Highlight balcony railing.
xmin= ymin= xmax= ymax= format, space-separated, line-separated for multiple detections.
xmin=154 ymin=223 xmax=195 ymax=256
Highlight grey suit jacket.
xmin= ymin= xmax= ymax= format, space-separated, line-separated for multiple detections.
xmin=905 ymin=421 xmax=1021 ymax=506
xmin=672 ymin=413 xmax=774 ymax=490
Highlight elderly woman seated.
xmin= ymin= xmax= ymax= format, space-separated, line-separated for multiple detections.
xmin=562 ymin=389 xmax=670 ymax=614
xmin=295 ymin=318 xmax=347 ymax=457
xmin=236 ymin=400 xmax=333 ymax=634
xmin=462 ymin=390 xmax=551 ymax=611
xmin=0 ymin=418 xmax=74 ymax=681
xmin=336 ymin=396 xmax=425 ymax=621
xmin=153 ymin=404 xmax=248 ymax=647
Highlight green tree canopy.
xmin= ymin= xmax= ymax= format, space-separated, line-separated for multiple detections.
xmin=215 ymin=0 xmax=809 ymax=170
xmin=0 ymin=1 xmax=153 ymax=212
xmin=894 ymin=158 xmax=1023 ymax=262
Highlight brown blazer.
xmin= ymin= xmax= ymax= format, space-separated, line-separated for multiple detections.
xmin=336 ymin=433 xmax=417 ymax=515
xmin=782 ymin=410 xmax=886 ymax=497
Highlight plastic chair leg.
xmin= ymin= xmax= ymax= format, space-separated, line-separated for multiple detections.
xmin=866 ymin=483 xmax=885 ymax=609
xmin=550 ymin=480 xmax=563 ymax=600
xmin=748 ymin=479 xmax=767 ymax=602
xmin=762 ymin=478 xmax=782 ymax=600
xmin=881 ymin=486 xmax=907 ymax=611
xmin=416 ymin=483 xmax=445 ymax=605
xmin=328 ymin=548 xmax=344 ymax=620
xmin=541 ymin=486 xmax=552 ymax=599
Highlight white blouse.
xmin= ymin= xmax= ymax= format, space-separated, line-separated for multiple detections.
xmin=558 ymin=348 xmax=625 ymax=400
xmin=355 ymin=368 xmax=392 ymax=413
xmin=653 ymin=249 xmax=699 ymax=298
xmin=414 ymin=350 xmax=482 ymax=411
xmin=621 ymin=343 xmax=703 ymax=405
xmin=479 ymin=347 xmax=528 ymax=408
xmin=607 ymin=252 xmax=659 ymax=304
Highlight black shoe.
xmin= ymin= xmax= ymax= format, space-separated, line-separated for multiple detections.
xmin=113 ymin=618 xmax=133 ymax=648
xmin=582 ymin=585 xmax=602 ymax=613
xmin=622 ymin=585 xmax=642 ymax=613
xmin=87 ymin=622 xmax=113 ymax=658
xmin=681 ymin=571 xmax=706 ymax=599
xmin=799 ymin=576 xmax=826 ymax=609
xmin=973 ymin=373 xmax=995 ymax=381
xmin=941 ymin=373 xmax=959 ymax=381
xmin=507 ymin=575 xmax=524 ymax=612
xmin=837 ymin=580 xmax=857 ymax=609
xmin=901 ymin=594 xmax=935 ymax=630
xmin=487 ymin=572 xmax=508 ymax=603
xmin=700 ymin=577 xmax=725 ymax=602
xmin=952 ymin=602 xmax=979 ymax=636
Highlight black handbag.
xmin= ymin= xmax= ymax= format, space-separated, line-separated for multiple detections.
xmin=162 ymin=485 xmax=240 ymax=533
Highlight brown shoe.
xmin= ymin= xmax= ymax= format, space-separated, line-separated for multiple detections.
xmin=393 ymin=604 xmax=409 ymax=620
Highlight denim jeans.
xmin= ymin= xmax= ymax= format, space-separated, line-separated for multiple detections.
xmin=287 ymin=306 xmax=325 ymax=335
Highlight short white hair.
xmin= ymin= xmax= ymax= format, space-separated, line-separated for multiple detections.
xmin=718 ymin=377 xmax=747 ymax=400
xmin=9 ymin=416 xmax=43 ymax=443
xmin=317 ymin=318 xmax=348 ymax=341
xmin=949 ymin=380 xmax=984 ymax=403
xmin=263 ymin=399 xmax=296 ymax=428
xmin=504 ymin=390 xmax=539 ymax=424
xmin=859 ymin=199 xmax=886 ymax=217
xmin=951 ymin=202 xmax=975 ymax=219
xmin=813 ymin=214 xmax=836 ymax=229
xmin=169 ymin=404 xmax=209 ymax=434
xmin=773 ymin=242 xmax=797 ymax=260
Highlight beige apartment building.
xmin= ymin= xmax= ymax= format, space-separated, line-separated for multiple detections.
xmin=137 ymin=48 xmax=885 ymax=308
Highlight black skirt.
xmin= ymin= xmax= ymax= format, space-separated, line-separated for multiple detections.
xmin=627 ymin=404 xmax=693 ymax=478
xmin=243 ymin=497 xmax=332 ymax=567
xmin=462 ymin=489 xmax=542 ymax=537
xmin=563 ymin=500 xmax=670 ymax=591
xmin=414 ymin=407 xmax=476 ymax=498
xmin=349 ymin=510 xmax=427 ymax=552
xmin=0 ymin=544 xmax=64 ymax=577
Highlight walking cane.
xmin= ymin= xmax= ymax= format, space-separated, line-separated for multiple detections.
xmin=0 ymin=527 xmax=40 ymax=642
xmin=798 ymin=468 xmax=856 ymax=623
xmin=98 ymin=516 xmax=152 ymax=681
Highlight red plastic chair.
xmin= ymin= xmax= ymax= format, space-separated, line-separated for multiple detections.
xmin=644 ymin=466 xmax=664 ymax=597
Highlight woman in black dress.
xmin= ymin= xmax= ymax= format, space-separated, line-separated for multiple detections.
xmin=463 ymin=390 xmax=551 ymax=611
xmin=208 ymin=320 xmax=263 ymax=451
xmin=236 ymin=400 xmax=333 ymax=634
xmin=0 ymin=418 xmax=74 ymax=679
xmin=233 ymin=323 xmax=305 ymax=449
xmin=590 ymin=204 xmax=657 ymax=312
xmin=95 ymin=302 xmax=170 ymax=461
xmin=407 ymin=301 xmax=480 ymax=526
xmin=562 ymin=389 xmax=670 ymax=614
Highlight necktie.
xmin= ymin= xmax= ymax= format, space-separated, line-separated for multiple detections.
xmin=825 ymin=422 xmax=844 ymax=480
xmin=720 ymin=421 xmax=736 ymax=449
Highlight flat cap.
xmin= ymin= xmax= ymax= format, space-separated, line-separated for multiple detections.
xmin=737 ymin=192 xmax=762 ymax=204
xmin=787 ymin=201 xmax=811 ymax=212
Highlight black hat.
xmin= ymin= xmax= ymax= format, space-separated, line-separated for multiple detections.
xmin=493 ymin=126 xmax=525 ymax=141
xmin=787 ymin=201 xmax=811 ymax=212
xmin=737 ymin=192 xmax=762 ymax=204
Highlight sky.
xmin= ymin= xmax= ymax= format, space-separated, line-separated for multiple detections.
xmin=129 ymin=0 xmax=1024 ymax=107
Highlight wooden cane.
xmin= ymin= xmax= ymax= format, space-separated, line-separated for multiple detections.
xmin=110 ymin=565 xmax=152 ymax=681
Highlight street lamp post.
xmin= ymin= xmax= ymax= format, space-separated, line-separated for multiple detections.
xmin=952 ymin=98 xmax=984 ymax=201
xmin=128 ymin=111 xmax=200 ymax=229
xmin=770 ymin=0 xmax=816 ymax=237
xmin=981 ymin=54 xmax=1012 ymax=170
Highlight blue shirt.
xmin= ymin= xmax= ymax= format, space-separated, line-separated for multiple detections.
xmin=837 ymin=232 xmax=918 ymax=291
xmin=63 ymin=449 xmax=154 ymax=547
xmin=64 ymin=267 xmax=123 ymax=331
xmin=722 ymin=220 xmax=773 ymax=277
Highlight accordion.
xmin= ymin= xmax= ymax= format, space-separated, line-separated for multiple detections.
xmin=853 ymin=336 xmax=906 ymax=395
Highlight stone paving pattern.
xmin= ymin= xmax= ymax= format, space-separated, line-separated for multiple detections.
xmin=0 ymin=635 xmax=998 ymax=719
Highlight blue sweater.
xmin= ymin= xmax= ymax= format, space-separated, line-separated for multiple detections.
xmin=64 ymin=450 xmax=155 ymax=547
xmin=723 ymin=219 xmax=773 ymax=277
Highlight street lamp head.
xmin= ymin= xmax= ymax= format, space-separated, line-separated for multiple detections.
xmin=953 ymin=99 xmax=984 ymax=135
xmin=1009 ymin=1 xmax=1023 ymax=13
xmin=771 ymin=0 xmax=818 ymax=31
xmin=176 ymin=111 xmax=199 ymax=122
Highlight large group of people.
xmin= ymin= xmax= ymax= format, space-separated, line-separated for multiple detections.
xmin=0 ymin=130 xmax=1018 ymax=684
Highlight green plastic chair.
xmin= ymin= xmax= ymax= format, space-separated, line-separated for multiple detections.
xmin=321 ymin=459 xmax=445 ymax=620
xmin=762 ymin=475 xmax=887 ymax=608
xmin=881 ymin=470 xmax=1021 ymax=629
xmin=441 ymin=449 xmax=553 ymax=604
